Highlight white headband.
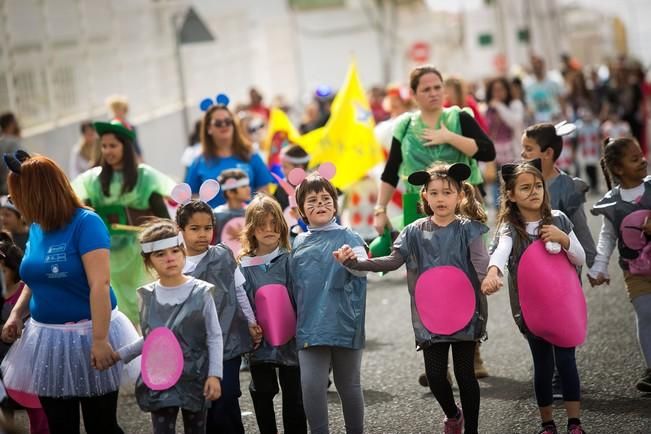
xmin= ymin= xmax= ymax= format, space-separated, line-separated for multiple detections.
xmin=281 ymin=154 xmax=310 ymax=165
xmin=141 ymin=234 xmax=184 ymax=253
xmin=221 ymin=177 xmax=250 ymax=191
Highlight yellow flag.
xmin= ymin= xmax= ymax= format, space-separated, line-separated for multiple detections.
xmin=299 ymin=62 xmax=384 ymax=190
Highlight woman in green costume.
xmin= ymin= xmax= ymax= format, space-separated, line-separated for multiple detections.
xmin=73 ymin=120 xmax=175 ymax=324
xmin=372 ymin=65 xmax=495 ymax=233
xmin=371 ymin=65 xmax=496 ymax=383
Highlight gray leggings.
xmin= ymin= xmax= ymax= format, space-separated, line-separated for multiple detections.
xmin=298 ymin=347 xmax=364 ymax=434
xmin=633 ymin=293 xmax=651 ymax=368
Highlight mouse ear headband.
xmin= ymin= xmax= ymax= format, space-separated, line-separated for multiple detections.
xmin=500 ymin=158 xmax=542 ymax=183
xmin=3 ymin=150 xmax=31 ymax=175
xmin=199 ymin=93 xmax=230 ymax=111
xmin=271 ymin=162 xmax=336 ymax=209
xmin=407 ymin=163 xmax=471 ymax=187
xmin=170 ymin=180 xmax=221 ymax=206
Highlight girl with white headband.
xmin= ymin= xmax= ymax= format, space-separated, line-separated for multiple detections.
xmin=111 ymin=219 xmax=223 ymax=434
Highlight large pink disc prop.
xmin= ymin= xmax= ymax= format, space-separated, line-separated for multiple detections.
xmin=517 ymin=240 xmax=587 ymax=347
xmin=414 ymin=266 xmax=476 ymax=335
xmin=6 ymin=388 xmax=41 ymax=409
xmin=255 ymin=284 xmax=296 ymax=346
xmin=141 ymin=327 xmax=184 ymax=391
xmin=621 ymin=210 xmax=651 ymax=250
xmin=221 ymin=217 xmax=245 ymax=254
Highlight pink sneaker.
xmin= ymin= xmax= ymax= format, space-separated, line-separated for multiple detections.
xmin=443 ymin=408 xmax=463 ymax=434
xmin=567 ymin=424 xmax=586 ymax=434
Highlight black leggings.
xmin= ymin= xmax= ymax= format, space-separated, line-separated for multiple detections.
xmin=527 ymin=337 xmax=580 ymax=407
xmin=39 ymin=391 xmax=123 ymax=434
xmin=151 ymin=406 xmax=207 ymax=434
xmin=423 ymin=341 xmax=479 ymax=434
xmin=250 ymin=363 xmax=307 ymax=434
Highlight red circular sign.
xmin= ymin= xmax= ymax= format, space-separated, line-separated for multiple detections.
xmin=409 ymin=41 xmax=430 ymax=63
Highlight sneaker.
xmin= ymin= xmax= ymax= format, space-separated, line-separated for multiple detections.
xmin=443 ymin=408 xmax=463 ymax=434
xmin=567 ymin=424 xmax=586 ymax=434
xmin=538 ymin=426 xmax=558 ymax=434
xmin=636 ymin=368 xmax=651 ymax=393
xmin=552 ymin=371 xmax=563 ymax=400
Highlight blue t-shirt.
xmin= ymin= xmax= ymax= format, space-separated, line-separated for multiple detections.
xmin=22 ymin=208 xmax=118 ymax=324
xmin=185 ymin=153 xmax=274 ymax=207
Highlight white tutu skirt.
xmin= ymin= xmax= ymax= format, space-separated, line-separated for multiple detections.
xmin=0 ymin=309 xmax=141 ymax=398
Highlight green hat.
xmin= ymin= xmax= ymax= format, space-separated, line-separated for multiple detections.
xmin=94 ymin=119 xmax=136 ymax=142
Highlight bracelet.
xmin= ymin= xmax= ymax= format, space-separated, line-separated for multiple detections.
xmin=373 ymin=206 xmax=387 ymax=216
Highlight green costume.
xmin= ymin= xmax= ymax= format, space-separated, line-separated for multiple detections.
xmin=72 ymin=164 xmax=176 ymax=323
xmin=370 ymin=107 xmax=483 ymax=257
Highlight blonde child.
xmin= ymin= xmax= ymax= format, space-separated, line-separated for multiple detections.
xmin=239 ymin=194 xmax=307 ymax=434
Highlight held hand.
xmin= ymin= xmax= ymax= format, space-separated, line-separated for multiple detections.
xmin=481 ymin=268 xmax=503 ymax=295
xmin=1 ymin=313 xmax=23 ymax=344
xmin=204 ymin=376 xmax=222 ymax=401
xmin=540 ymin=225 xmax=570 ymax=249
xmin=373 ymin=212 xmax=389 ymax=235
xmin=587 ymin=273 xmax=609 ymax=287
xmin=421 ymin=124 xmax=450 ymax=146
xmin=249 ymin=324 xmax=263 ymax=349
xmin=333 ymin=245 xmax=357 ymax=264
xmin=91 ymin=338 xmax=115 ymax=371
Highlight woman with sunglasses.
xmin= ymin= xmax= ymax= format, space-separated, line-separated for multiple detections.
xmin=185 ymin=105 xmax=273 ymax=208
xmin=72 ymin=120 xmax=175 ymax=325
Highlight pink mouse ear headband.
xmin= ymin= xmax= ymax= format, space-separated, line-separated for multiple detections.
xmin=170 ymin=179 xmax=221 ymax=206
xmin=270 ymin=162 xmax=336 ymax=209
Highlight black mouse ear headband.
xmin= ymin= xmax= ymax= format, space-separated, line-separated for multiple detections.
xmin=3 ymin=150 xmax=31 ymax=174
xmin=500 ymin=158 xmax=542 ymax=183
xmin=407 ymin=163 xmax=471 ymax=187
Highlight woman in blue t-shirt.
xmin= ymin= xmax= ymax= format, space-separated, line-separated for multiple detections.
xmin=185 ymin=104 xmax=273 ymax=207
xmin=0 ymin=152 xmax=138 ymax=434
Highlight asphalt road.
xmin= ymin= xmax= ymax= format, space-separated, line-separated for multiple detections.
xmin=14 ymin=196 xmax=651 ymax=433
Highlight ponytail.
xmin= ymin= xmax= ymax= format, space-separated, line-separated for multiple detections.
xmin=458 ymin=182 xmax=487 ymax=223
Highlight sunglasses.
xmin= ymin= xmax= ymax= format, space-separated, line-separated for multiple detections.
xmin=212 ymin=118 xmax=234 ymax=128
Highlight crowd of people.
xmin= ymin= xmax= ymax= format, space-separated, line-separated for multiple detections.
xmin=0 ymin=52 xmax=648 ymax=434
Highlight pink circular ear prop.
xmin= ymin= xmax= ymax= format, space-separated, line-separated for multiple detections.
xmin=414 ymin=266 xmax=476 ymax=335
xmin=318 ymin=162 xmax=336 ymax=180
xmin=255 ymin=284 xmax=296 ymax=346
xmin=141 ymin=327 xmax=184 ymax=391
xmin=221 ymin=217 xmax=245 ymax=254
xmin=6 ymin=389 xmax=41 ymax=409
xmin=621 ymin=210 xmax=651 ymax=250
xmin=199 ymin=179 xmax=221 ymax=203
xmin=288 ymin=168 xmax=306 ymax=186
xmin=170 ymin=184 xmax=193 ymax=206
xmin=518 ymin=240 xmax=587 ymax=347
